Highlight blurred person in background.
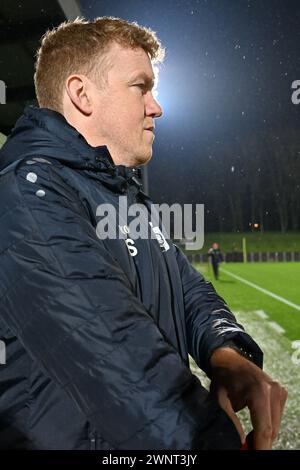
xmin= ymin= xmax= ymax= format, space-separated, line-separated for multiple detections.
xmin=208 ymin=242 xmax=223 ymax=280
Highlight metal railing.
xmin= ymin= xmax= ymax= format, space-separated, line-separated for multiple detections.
xmin=186 ymin=252 xmax=300 ymax=263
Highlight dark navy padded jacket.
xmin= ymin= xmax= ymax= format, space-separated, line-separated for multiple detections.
xmin=0 ymin=106 xmax=263 ymax=450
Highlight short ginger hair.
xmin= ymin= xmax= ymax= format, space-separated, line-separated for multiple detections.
xmin=34 ymin=16 xmax=165 ymax=113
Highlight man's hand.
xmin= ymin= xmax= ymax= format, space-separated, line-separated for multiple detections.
xmin=210 ymin=347 xmax=288 ymax=450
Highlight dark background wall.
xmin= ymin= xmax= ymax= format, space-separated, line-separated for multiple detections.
xmin=1 ymin=0 xmax=300 ymax=233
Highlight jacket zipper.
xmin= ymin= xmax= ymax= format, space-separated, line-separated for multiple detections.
xmin=89 ymin=434 xmax=96 ymax=450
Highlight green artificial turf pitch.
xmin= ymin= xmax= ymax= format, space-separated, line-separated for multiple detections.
xmin=190 ymin=261 xmax=300 ymax=449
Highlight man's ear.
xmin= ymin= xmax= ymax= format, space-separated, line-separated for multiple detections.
xmin=65 ymin=75 xmax=92 ymax=115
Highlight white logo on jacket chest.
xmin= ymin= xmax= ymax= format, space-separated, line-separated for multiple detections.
xmin=125 ymin=238 xmax=138 ymax=257
xmin=119 ymin=225 xmax=138 ymax=257
xmin=149 ymin=222 xmax=170 ymax=252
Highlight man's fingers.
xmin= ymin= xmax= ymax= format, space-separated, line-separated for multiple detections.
xmin=249 ymin=383 xmax=273 ymax=450
xmin=210 ymin=349 xmax=288 ymax=450
xmin=218 ymin=387 xmax=246 ymax=444
xmin=249 ymin=381 xmax=287 ymax=450
xmin=270 ymin=382 xmax=288 ymax=440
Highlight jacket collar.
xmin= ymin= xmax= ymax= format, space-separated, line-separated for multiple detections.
xmin=0 ymin=105 xmax=143 ymax=193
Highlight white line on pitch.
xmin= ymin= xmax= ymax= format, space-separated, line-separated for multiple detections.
xmin=268 ymin=322 xmax=285 ymax=334
xmin=220 ymin=268 xmax=300 ymax=311
xmin=254 ymin=309 xmax=269 ymax=319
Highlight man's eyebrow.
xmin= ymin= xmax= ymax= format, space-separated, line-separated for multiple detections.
xmin=128 ymin=72 xmax=155 ymax=88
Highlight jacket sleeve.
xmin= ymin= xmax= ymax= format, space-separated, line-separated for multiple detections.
xmin=174 ymin=246 xmax=263 ymax=375
xmin=0 ymin=160 xmax=241 ymax=450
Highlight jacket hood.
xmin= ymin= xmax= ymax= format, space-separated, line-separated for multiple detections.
xmin=0 ymin=106 xmax=143 ymax=192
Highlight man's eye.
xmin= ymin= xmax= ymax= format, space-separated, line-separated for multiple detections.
xmin=134 ymin=84 xmax=146 ymax=91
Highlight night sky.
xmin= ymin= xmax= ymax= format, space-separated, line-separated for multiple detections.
xmin=80 ymin=0 xmax=300 ymax=211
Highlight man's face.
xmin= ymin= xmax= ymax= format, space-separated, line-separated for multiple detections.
xmin=90 ymin=42 xmax=163 ymax=167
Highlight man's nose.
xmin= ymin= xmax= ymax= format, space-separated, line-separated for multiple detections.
xmin=145 ymin=92 xmax=163 ymax=118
